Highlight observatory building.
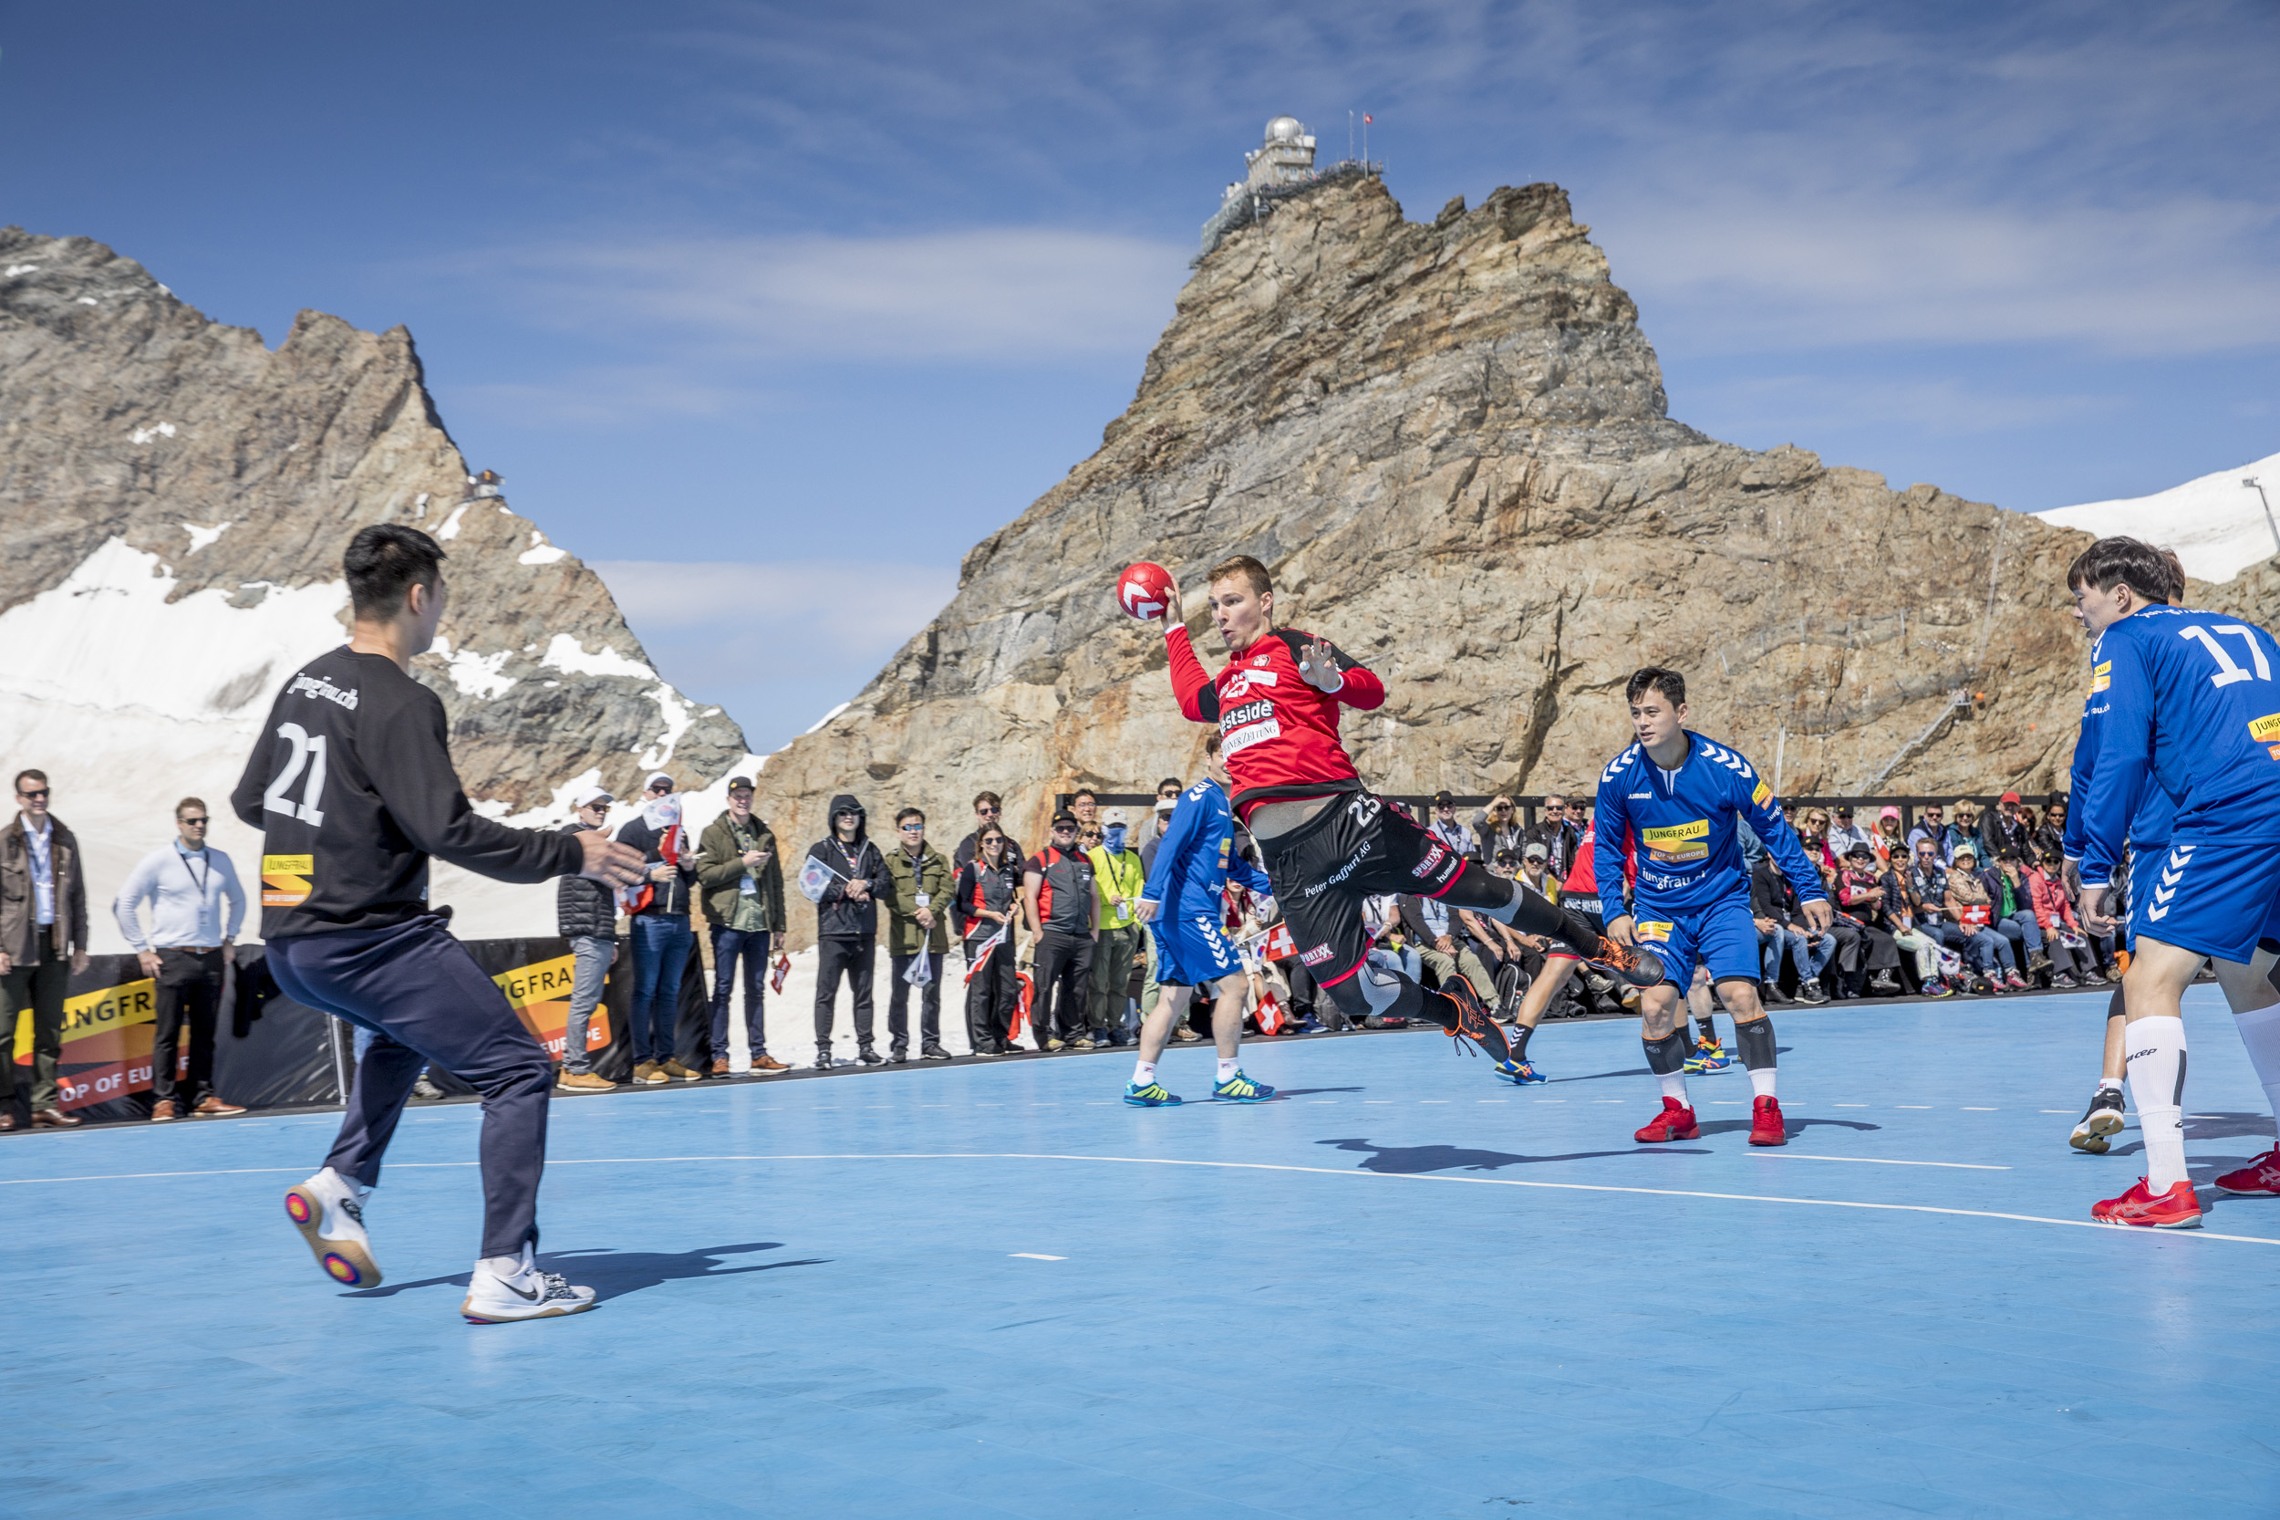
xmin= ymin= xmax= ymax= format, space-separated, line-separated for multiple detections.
xmin=1197 ymin=114 xmax=1372 ymax=260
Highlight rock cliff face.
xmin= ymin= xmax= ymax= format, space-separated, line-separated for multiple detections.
xmin=0 ymin=227 xmax=749 ymax=811
xmin=755 ymin=176 xmax=2100 ymax=868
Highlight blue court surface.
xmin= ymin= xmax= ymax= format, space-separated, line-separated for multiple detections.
xmin=8 ymin=990 xmax=2280 ymax=1519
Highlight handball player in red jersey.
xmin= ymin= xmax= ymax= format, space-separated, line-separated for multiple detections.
xmin=1160 ymin=555 xmax=1661 ymax=1077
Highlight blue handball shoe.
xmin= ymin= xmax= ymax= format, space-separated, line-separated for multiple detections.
xmin=1123 ymin=1081 xmax=1182 ymax=1107
xmin=1683 ymin=1039 xmax=1734 ymax=1075
xmin=1211 ymin=1071 xmax=1274 ymax=1102
xmin=1496 ymin=1058 xmax=1548 ymax=1085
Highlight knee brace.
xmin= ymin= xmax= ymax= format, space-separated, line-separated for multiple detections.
xmin=1734 ymin=1016 xmax=1776 ymax=1070
xmin=1322 ymin=957 xmax=1420 ymax=1023
xmin=1643 ymin=1028 xmax=1690 ymax=1074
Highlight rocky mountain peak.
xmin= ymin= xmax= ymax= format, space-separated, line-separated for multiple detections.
xmin=0 ymin=226 xmax=749 ymax=816
xmin=751 ymin=174 xmax=2109 ymax=879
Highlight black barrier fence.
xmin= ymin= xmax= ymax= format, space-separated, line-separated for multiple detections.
xmin=1062 ymin=791 xmax=2066 ymax=837
xmin=6 ymin=934 xmax=717 ymax=1124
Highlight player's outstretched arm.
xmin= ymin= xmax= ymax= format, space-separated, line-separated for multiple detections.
xmin=368 ymin=690 xmax=588 ymax=883
xmin=576 ymin=830 xmax=647 ymax=890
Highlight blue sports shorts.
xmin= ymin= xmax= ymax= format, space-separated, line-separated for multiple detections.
xmin=1630 ymin=892 xmax=1762 ymax=988
xmin=1152 ymin=914 xmax=1239 ymax=989
xmin=2131 ymin=836 xmax=2280 ymax=965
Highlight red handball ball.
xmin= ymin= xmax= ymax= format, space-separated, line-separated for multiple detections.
xmin=1116 ymin=561 xmax=1176 ymax=621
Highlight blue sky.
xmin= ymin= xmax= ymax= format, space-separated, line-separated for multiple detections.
xmin=6 ymin=1 xmax=2276 ymax=752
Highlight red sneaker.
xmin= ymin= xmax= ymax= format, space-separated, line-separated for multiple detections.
xmin=1635 ymin=1096 xmax=1699 ymax=1142
xmin=2091 ymin=1177 xmax=2203 ymax=1229
xmin=2214 ymin=1146 xmax=2280 ymax=1197
xmin=1748 ymin=1094 xmax=1787 ymax=1146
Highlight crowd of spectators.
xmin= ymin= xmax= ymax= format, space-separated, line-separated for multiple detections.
xmin=2 ymin=761 xmax=2133 ymax=1129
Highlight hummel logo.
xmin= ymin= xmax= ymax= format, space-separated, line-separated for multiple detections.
xmin=1629 ymin=793 xmax=1652 ymax=800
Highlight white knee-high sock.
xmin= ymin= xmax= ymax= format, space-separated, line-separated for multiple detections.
xmin=2125 ymin=1014 xmax=2190 ymax=1191
xmin=2233 ymin=1002 xmax=2280 ymax=1124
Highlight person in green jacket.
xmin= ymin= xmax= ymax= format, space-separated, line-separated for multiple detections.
xmin=1086 ymin=811 xmax=1147 ymax=1046
xmin=882 ymin=806 xmax=955 ymax=1061
xmin=696 ymin=778 xmax=789 ymax=1074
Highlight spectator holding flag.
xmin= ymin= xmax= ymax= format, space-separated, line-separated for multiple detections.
xmin=882 ymin=807 xmax=954 ymax=1061
xmin=951 ymin=825 xmax=1022 ymax=1055
xmin=802 ymin=794 xmax=891 ymax=1068
xmin=615 ymin=776 xmax=703 ymax=1084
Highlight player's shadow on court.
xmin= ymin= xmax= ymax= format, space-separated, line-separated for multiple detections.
xmin=1318 ymin=1137 xmax=1707 ymax=1172
xmin=1273 ymin=1086 xmax=1365 ymax=1098
xmin=1693 ymin=1117 xmax=1879 ymax=1139
xmin=2112 ymin=1111 xmax=2279 ymax=1170
xmin=1547 ymin=1047 xmax=1794 ymax=1084
xmin=340 ymin=1242 xmax=827 ymax=1304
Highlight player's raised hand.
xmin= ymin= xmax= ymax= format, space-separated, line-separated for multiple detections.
xmin=1297 ymin=637 xmax=1343 ymax=692
xmin=1801 ymin=897 xmax=1836 ymax=933
xmin=578 ymin=831 xmax=648 ymax=889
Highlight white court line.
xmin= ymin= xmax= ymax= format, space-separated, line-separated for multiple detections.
xmin=1753 ymin=1153 xmax=2009 ymax=1171
xmin=9 ymin=1152 xmax=2275 ymax=1247
xmin=1009 ymin=1253 xmax=1066 ymax=1261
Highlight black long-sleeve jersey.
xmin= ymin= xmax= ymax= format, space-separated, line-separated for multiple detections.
xmin=231 ymin=647 xmax=582 ymax=938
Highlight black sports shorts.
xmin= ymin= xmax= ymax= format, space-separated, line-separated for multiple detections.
xmin=1259 ymin=794 xmax=1504 ymax=997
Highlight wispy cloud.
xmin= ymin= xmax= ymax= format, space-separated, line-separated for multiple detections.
xmin=1601 ymin=190 xmax=2280 ymax=357
xmin=449 ymin=229 xmax=1190 ymax=365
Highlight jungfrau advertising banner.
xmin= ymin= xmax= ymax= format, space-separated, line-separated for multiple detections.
xmin=10 ymin=962 xmax=165 ymax=1111
xmin=487 ymin=946 xmax=610 ymax=1061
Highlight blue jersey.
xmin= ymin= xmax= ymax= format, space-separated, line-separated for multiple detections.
xmin=1592 ymin=732 xmax=1827 ymax=915
xmin=1141 ymin=779 xmax=1272 ymax=922
xmin=2076 ymin=604 xmax=2280 ymax=885
xmin=2063 ymin=656 xmax=2177 ymax=861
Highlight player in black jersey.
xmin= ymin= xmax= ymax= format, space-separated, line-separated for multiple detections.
xmin=235 ymin=526 xmax=646 ymax=1323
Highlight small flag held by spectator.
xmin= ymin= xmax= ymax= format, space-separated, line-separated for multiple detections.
xmin=903 ymin=949 xmax=934 ymax=986
xmin=797 ymin=854 xmax=839 ymax=903
xmin=963 ymin=925 xmax=1008 ymax=982
xmin=770 ymin=951 xmax=791 ymax=993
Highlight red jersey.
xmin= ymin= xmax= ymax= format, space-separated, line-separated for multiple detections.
xmin=1564 ymin=821 xmax=1635 ymax=899
xmin=1167 ymin=624 xmax=1387 ymax=821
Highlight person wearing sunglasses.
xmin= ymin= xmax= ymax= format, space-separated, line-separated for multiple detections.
xmin=881 ymin=807 xmax=954 ymax=1062
xmin=2 ymin=768 xmax=92 ymax=1130
xmin=113 ymin=796 xmax=250 ymax=1121
xmin=953 ymin=790 xmax=1022 ymax=870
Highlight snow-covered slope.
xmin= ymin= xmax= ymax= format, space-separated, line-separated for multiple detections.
xmin=2040 ymin=449 xmax=2280 ymax=583
xmin=0 ymin=534 xmax=772 ymax=951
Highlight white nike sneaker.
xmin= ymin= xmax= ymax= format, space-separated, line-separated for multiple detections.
xmin=283 ymin=1166 xmax=381 ymax=1288
xmin=460 ymin=1245 xmax=597 ymax=1324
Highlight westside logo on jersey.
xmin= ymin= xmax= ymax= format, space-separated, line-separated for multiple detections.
xmin=1220 ymin=697 xmax=1281 ymax=756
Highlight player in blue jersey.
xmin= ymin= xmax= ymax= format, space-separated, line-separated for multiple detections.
xmin=1592 ymin=667 xmax=1833 ymax=1148
xmin=2060 ymin=544 xmax=2185 ymax=1155
xmin=2070 ymin=537 xmax=2280 ymax=1226
xmin=1126 ymin=733 xmax=1278 ymax=1105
